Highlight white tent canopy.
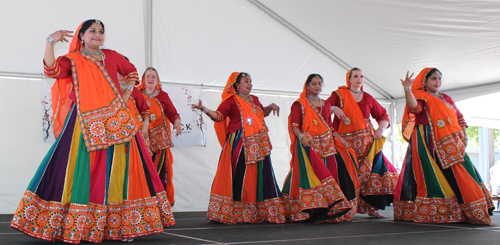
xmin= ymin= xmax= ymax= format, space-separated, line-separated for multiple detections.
xmin=1 ymin=0 xmax=499 ymax=213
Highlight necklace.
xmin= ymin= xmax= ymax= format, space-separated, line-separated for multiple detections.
xmin=81 ymin=49 xmax=106 ymax=67
xmin=428 ymin=91 xmax=453 ymax=109
xmin=307 ymin=95 xmax=320 ymax=101
xmin=81 ymin=49 xmax=102 ymax=55
xmin=307 ymin=97 xmax=323 ymax=114
xmin=144 ymin=89 xmax=157 ymax=106
xmin=238 ymin=94 xmax=257 ymax=114
xmin=349 ymin=88 xmax=362 ymax=94
xmin=237 ymin=93 xmax=251 ymax=98
xmin=144 ymin=89 xmax=156 ymax=97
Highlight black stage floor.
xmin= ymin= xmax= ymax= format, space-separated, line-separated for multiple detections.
xmin=1 ymin=207 xmax=499 ymax=244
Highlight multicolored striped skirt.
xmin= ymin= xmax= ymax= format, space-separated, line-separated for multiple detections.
xmin=11 ymin=105 xmax=175 ymax=244
xmin=207 ymin=130 xmax=286 ymax=224
xmin=394 ymin=124 xmax=494 ymax=225
xmin=357 ymin=137 xmax=399 ymax=214
xmin=282 ymin=138 xmax=359 ymax=223
xmin=152 ymin=148 xmax=175 ymax=205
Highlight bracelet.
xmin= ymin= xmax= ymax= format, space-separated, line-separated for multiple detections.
xmin=202 ymin=107 xmax=210 ymax=114
xmin=174 ymin=118 xmax=181 ymax=124
xmin=404 ymin=86 xmax=411 ymax=92
xmin=464 ymin=136 xmax=468 ymax=140
xmin=143 ymin=120 xmax=149 ymax=126
xmin=377 ymin=127 xmax=386 ymax=132
xmin=298 ymin=133 xmax=305 ymax=140
xmin=124 ymin=84 xmax=134 ymax=92
xmin=46 ymin=35 xmax=56 ymax=46
xmin=331 ymin=106 xmax=338 ymax=112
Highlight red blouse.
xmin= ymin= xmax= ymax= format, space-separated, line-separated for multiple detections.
xmin=326 ymin=91 xmax=390 ymax=131
xmin=215 ymin=95 xmax=265 ymax=133
xmin=289 ymin=100 xmax=333 ymax=131
xmin=155 ymin=90 xmax=180 ymax=123
xmin=409 ymin=93 xmax=467 ymax=128
xmin=130 ymin=87 xmax=150 ymax=116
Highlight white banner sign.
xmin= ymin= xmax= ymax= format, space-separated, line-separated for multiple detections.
xmin=162 ymin=84 xmax=207 ymax=147
xmin=41 ymin=79 xmax=207 ymax=147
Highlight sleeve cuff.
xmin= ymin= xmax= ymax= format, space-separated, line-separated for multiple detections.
xmin=214 ymin=111 xmax=224 ymax=122
xmin=124 ymin=71 xmax=139 ymax=85
xmin=44 ymin=60 xmax=61 ymax=78
xmin=408 ymin=104 xmax=423 ymax=114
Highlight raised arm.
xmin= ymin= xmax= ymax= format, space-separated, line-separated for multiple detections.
xmin=44 ymin=30 xmax=73 ymax=67
xmin=401 ymin=71 xmax=417 ymax=109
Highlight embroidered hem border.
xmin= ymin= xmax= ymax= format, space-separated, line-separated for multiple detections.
xmin=282 ymin=177 xmax=349 ymax=222
xmin=320 ymin=199 xmax=358 ymax=223
xmin=363 ymin=172 xmax=398 ymax=196
xmin=340 ymin=126 xmax=373 ymax=159
xmin=207 ymin=193 xmax=286 ymax=224
xmin=393 ymin=197 xmax=491 ymax=225
xmin=11 ymin=190 xmax=175 ymax=244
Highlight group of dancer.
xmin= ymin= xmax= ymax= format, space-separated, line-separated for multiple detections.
xmin=10 ymin=19 xmax=494 ymax=244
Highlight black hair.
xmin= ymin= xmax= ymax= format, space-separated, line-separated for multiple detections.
xmin=78 ymin=19 xmax=105 ymax=41
xmin=122 ymin=55 xmax=129 ymax=61
xmin=425 ymin=68 xmax=442 ymax=82
xmin=306 ymin=74 xmax=323 ymax=86
xmin=233 ymin=72 xmax=250 ymax=91
xmin=348 ymin=67 xmax=362 ymax=79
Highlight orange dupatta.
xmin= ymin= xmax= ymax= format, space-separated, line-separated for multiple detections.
xmin=288 ymin=80 xmax=336 ymax=158
xmin=334 ymin=69 xmax=372 ymax=158
xmin=138 ymin=73 xmax=173 ymax=152
xmin=50 ymin=21 xmax=138 ymax=151
xmin=214 ymin=72 xmax=272 ymax=164
xmin=402 ymin=67 xmax=465 ymax=169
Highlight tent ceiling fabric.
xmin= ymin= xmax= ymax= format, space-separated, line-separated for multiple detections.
xmin=150 ymin=0 xmax=385 ymax=99
xmin=257 ymin=0 xmax=500 ymax=99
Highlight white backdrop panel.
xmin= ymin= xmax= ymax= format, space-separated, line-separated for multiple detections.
xmin=0 ymin=0 xmax=146 ymax=75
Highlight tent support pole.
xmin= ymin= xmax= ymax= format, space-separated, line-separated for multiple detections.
xmin=390 ymin=100 xmax=397 ymax=166
xmin=145 ymin=0 xmax=153 ymax=67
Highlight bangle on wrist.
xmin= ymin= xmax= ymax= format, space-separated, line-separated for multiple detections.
xmin=202 ymin=107 xmax=209 ymax=114
xmin=332 ymin=106 xmax=338 ymax=112
xmin=46 ymin=35 xmax=56 ymax=46
xmin=143 ymin=120 xmax=149 ymax=126
xmin=298 ymin=133 xmax=305 ymax=140
xmin=124 ymin=84 xmax=133 ymax=92
xmin=174 ymin=118 xmax=181 ymax=124
xmin=404 ymin=86 xmax=411 ymax=92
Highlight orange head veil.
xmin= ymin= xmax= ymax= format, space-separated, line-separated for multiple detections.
xmin=214 ymin=72 xmax=241 ymax=146
xmin=222 ymin=72 xmax=245 ymax=99
xmin=138 ymin=67 xmax=162 ymax=91
xmin=411 ymin=67 xmax=436 ymax=91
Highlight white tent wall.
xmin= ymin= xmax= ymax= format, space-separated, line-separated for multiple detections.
xmin=0 ymin=0 xmax=147 ymax=75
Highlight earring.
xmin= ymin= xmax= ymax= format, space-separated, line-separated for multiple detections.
xmin=81 ymin=39 xmax=84 ymax=44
